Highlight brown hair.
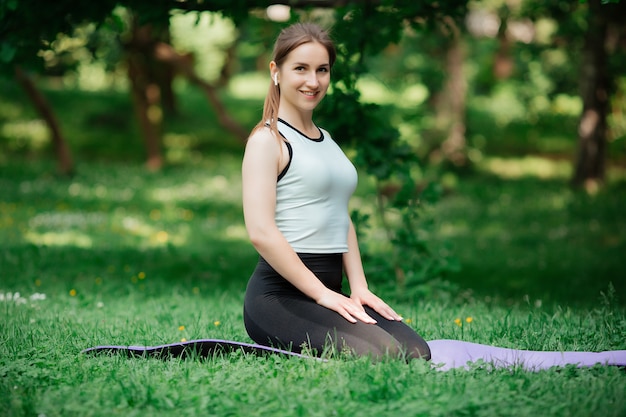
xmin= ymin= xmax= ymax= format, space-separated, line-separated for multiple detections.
xmin=252 ymin=22 xmax=336 ymax=139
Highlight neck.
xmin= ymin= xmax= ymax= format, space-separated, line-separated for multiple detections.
xmin=277 ymin=108 xmax=315 ymax=135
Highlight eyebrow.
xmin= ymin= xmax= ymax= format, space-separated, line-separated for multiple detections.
xmin=292 ymin=62 xmax=330 ymax=68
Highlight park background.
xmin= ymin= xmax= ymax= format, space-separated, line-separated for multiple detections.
xmin=1 ymin=1 xmax=625 ymax=416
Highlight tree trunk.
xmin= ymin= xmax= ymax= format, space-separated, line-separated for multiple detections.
xmin=14 ymin=66 xmax=74 ymax=176
xmin=126 ymin=20 xmax=164 ymax=171
xmin=437 ymin=22 xmax=468 ymax=168
xmin=493 ymin=9 xmax=513 ymax=80
xmin=152 ymin=21 xmax=178 ymax=117
xmin=153 ymin=42 xmax=249 ymax=141
xmin=571 ymin=0 xmax=609 ymax=189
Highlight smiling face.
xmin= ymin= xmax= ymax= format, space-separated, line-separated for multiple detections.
xmin=272 ymin=41 xmax=331 ymax=117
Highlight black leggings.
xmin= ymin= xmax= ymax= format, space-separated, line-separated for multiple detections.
xmin=243 ymin=253 xmax=431 ymax=360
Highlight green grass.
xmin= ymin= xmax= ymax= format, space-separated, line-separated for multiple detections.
xmin=1 ymin=158 xmax=626 ymax=417
xmin=1 ymin=79 xmax=626 ymax=416
xmin=435 ymin=173 xmax=626 ymax=307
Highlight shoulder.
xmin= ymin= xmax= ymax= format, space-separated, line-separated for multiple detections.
xmin=248 ymin=125 xmax=279 ymax=145
xmin=243 ymin=126 xmax=288 ymax=172
xmin=246 ymin=126 xmax=282 ymax=154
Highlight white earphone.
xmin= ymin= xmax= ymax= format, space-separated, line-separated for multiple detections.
xmin=273 ymin=73 xmax=279 ymax=86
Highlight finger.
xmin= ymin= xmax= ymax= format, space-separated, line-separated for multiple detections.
xmin=342 ymin=300 xmax=376 ymax=324
xmin=352 ymin=308 xmax=377 ymax=324
xmin=339 ymin=310 xmax=358 ymax=324
xmin=373 ymin=303 xmax=402 ymax=321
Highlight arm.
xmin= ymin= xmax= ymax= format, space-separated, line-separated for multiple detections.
xmin=242 ymin=129 xmax=375 ymax=324
xmin=343 ymin=220 xmax=403 ymax=321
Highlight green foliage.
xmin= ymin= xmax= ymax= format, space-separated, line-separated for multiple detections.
xmin=170 ymin=11 xmax=237 ymax=83
xmin=0 ymin=0 xmax=119 ymax=73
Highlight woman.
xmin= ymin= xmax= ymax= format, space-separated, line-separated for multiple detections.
xmin=241 ymin=22 xmax=431 ymax=360
xmin=241 ymin=22 xmax=626 ymax=370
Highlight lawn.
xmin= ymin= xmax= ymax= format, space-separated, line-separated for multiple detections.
xmin=1 ymin=80 xmax=625 ymax=416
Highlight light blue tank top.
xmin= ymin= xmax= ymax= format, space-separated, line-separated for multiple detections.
xmin=275 ymin=119 xmax=358 ymax=253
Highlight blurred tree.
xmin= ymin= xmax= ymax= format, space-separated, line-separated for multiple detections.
xmin=0 ymin=0 xmax=118 ymax=175
xmin=571 ymin=0 xmax=626 ymax=189
xmin=124 ymin=11 xmax=170 ymax=170
xmin=521 ymin=0 xmax=626 ymax=189
xmin=0 ymin=0 xmax=251 ymax=171
xmin=433 ymin=18 xmax=468 ymax=169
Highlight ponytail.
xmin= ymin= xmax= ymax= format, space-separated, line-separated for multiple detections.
xmin=253 ymin=80 xmax=281 ymax=139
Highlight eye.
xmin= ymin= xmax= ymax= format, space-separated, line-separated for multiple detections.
xmin=294 ymin=66 xmax=305 ymax=71
xmin=318 ymin=67 xmax=329 ymax=73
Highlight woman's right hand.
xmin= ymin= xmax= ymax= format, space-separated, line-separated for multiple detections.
xmin=316 ymin=289 xmax=377 ymax=324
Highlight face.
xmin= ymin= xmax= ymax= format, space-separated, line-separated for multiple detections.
xmin=272 ymin=41 xmax=331 ymax=114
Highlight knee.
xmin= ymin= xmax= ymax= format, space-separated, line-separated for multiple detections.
xmin=409 ymin=341 xmax=431 ymax=361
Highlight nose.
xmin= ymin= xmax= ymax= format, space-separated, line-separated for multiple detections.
xmin=305 ymin=70 xmax=319 ymax=88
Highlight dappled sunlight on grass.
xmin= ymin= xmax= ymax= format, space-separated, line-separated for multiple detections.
xmin=1 ymin=159 xmax=249 ymax=256
xmin=163 ymin=132 xmax=203 ymax=164
xmin=1 ymin=119 xmax=49 ymax=151
xmin=479 ymin=155 xmax=571 ymax=179
xmin=150 ymin=174 xmax=240 ymax=204
xmin=24 ymin=230 xmax=94 ymax=248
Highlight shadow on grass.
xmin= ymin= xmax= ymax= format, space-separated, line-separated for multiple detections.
xmin=436 ymin=172 xmax=626 ymax=307
xmin=1 ymin=241 xmax=257 ymax=297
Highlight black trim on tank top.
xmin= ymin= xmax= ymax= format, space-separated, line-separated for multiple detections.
xmin=278 ymin=118 xmax=324 ymax=142
xmin=277 ymin=140 xmax=292 ymax=181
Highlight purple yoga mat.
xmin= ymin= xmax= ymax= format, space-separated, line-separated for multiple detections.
xmin=427 ymin=340 xmax=626 ymax=371
xmin=83 ymin=339 xmax=626 ymax=371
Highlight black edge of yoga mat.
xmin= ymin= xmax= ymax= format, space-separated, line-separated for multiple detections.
xmin=82 ymin=339 xmax=320 ymax=360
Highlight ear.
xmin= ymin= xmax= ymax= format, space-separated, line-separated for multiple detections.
xmin=269 ymin=61 xmax=278 ymax=84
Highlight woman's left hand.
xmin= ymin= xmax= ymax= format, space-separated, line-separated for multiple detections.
xmin=350 ymin=288 xmax=403 ymax=322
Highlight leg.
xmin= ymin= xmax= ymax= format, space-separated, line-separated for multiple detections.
xmin=245 ymin=293 xmax=429 ymax=360
xmin=363 ymin=306 xmax=431 ymax=360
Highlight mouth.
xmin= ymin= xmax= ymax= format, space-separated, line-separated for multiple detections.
xmin=300 ymin=90 xmax=319 ymax=98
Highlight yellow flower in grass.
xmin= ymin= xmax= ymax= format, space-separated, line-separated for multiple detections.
xmin=465 ymin=317 xmax=473 ymax=323
xmin=454 ymin=318 xmax=462 ymax=327
xmin=181 ymin=338 xmax=187 ymax=342
xmin=138 ymin=272 xmax=146 ymax=280
xmin=178 ymin=325 xmax=185 ymax=331
xmin=214 ymin=321 xmax=221 ymax=327
xmin=69 ymin=289 xmax=77 ymax=297
xmin=155 ymin=231 xmax=168 ymax=243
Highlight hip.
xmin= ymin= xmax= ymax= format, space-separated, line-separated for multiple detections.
xmin=246 ymin=253 xmax=344 ymax=296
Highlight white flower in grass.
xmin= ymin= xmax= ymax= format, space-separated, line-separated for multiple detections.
xmin=30 ymin=293 xmax=46 ymax=301
xmin=1 ymin=292 xmax=26 ymax=304
xmin=0 ymin=291 xmax=46 ymax=304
